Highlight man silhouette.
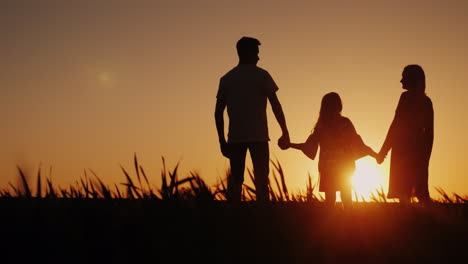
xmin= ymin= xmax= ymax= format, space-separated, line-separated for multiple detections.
xmin=215 ymin=36 xmax=290 ymax=204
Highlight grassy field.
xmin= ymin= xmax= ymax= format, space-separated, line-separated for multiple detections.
xmin=1 ymin=155 xmax=467 ymax=263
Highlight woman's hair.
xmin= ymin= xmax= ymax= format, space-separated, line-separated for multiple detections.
xmin=403 ymin=64 xmax=426 ymax=92
xmin=313 ymin=92 xmax=343 ymax=131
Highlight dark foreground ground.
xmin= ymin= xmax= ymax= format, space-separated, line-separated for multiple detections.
xmin=1 ymin=199 xmax=468 ymax=264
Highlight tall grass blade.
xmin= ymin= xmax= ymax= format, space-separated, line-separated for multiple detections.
xmin=244 ymin=186 xmax=254 ymax=201
xmin=160 ymin=157 xmax=168 ymax=199
xmin=134 ymin=153 xmax=143 ymax=193
xmin=80 ymin=171 xmax=91 ymax=199
xmin=17 ymin=166 xmax=31 ymax=198
xmin=114 ymin=184 xmax=122 ymax=199
xmin=89 ymin=169 xmax=112 ymax=199
xmin=353 ymin=188 xmax=359 ymax=202
xmin=306 ymin=173 xmax=317 ymax=202
xmin=271 ymin=158 xmax=289 ymax=200
xmin=120 ymin=165 xmax=139 ymax=199
xmin=244 ymin=184 xmax=256 ymax=201
xmin=360 ymin=194 xmax=366 ymax=202
xmin=215 ymin=173 xmax=229 ymax=201
xmin=8 ymin=182 xmax=19 ymax=197
xmin=376 ymin=186 xmax=387 ymax=203
xmin=0 ymin=190 xmax=12 ymax=197
xmin=247 ymin=168 xmax=255 ymax=187
xmin=139 ymin=165 xmax=151 ymax=191
xmin=435 ymin=186 xmax=453 ymax=203
xmin=168 ymin=161 xmax=180 ymax=192
xmin=60 ymin=188 xmax=69 ymax=198
xmin=89 ymin=179 xmax=98 ymax=198
xmin=46 ymin=178 xmax=56 ymax=198
xmin=158 ymin=160 xmax=186 ymax=200
xmin=454 ymin=193 xmax=468 ymax=203
xmin=271 ymin=171 xmax=283 ymax=201
xmin=36 ymin=166 xmax=42 ymax=198
xmin=246 ymin=169 xmax=259 ymax=201
xmin=189 ymin=172 xmax=214 ymax=201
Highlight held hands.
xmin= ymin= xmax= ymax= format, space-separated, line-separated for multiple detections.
xmin=376 ymin=152 xmax=386 ymax=164
xmin=369 ymin=149 xmax=386 ymax=164
xmin=278 ymin=134 xmax=290 ymax=150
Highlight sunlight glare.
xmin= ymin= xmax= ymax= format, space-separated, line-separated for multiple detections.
xmin=352 ymin=158 xmax=385 ymax=201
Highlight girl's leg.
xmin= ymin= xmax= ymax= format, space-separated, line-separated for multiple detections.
xmin=325 ymin=191 xmax=336 ymax=208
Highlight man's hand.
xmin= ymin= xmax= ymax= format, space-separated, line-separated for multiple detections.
xmin=278 ymin=134 xmax=290 ymax=150
xmin=220 ymin=141 xmax=231 ymax=158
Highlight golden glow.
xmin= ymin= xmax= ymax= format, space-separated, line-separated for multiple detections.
xmin=1 ymin=1 xmax=467 ymax=198
xmin=352 ymin=158 xmax=386 ymax=201
xmin=98 ymin=71 xmax=114 ymax=86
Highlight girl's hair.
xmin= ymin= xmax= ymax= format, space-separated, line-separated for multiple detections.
xmin=403 ymin=64 xmax=426 ymax=92
xmin=313 ymin=92 xmax=343 ymax=131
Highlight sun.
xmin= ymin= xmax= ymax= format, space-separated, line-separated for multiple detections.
xmin=352 ymin=157 xmax=386 ymax=201
xmin=97 ymin=71 xmax=117 ymax=86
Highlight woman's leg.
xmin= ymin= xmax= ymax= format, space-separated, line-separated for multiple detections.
xmin=399 ymin=193 xmax=411 ymax=205
xmin=341 ymin=189 xmax=353 ymax=209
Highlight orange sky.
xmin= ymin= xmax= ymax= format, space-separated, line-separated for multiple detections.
xmin=1 ymin=0 xmax=467 ymax=199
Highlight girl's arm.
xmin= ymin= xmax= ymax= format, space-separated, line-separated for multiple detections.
xmin=346 ymin=118 xmax=378 ymax=160
xmin=290 ymin=143 xmax=305 ymax=150
xmin=363 ymin=143 xmax=378 ymax=159
xmin=290 ymin=133 xmax=319 ymax=160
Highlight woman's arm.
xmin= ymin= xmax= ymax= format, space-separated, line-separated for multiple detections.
xmin=378 ymin=92 xmax=408 ymax=161
xmin=422 ymin=97 xmax=434 ymax=163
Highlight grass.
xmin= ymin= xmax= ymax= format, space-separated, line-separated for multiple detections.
xmin=3 ymin=153 xmax=322 ymax=202
xmin=1 ymin=154 xmax=468 ymax=263
xmin=2 ymin=153 xmax=466 ymax=204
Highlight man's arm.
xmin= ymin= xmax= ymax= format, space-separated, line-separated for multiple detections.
xmin=215 ymin=97 xmax=230 ymax=157
xmin=268 ymin=92 xmax=290 ymax=149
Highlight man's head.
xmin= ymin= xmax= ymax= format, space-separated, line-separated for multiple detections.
xmin=236 ymin=37 xmax=261 ymax=64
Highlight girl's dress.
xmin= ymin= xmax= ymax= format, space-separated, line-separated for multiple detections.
xmin=301 ymin=116 xmax=373 ymax=192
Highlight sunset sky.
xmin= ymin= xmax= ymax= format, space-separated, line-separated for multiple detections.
xmin=1 ymin=0 xmax=467 ymax=199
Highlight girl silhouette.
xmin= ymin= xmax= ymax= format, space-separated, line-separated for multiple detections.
xmin=288 ymin=92 xmax=378 ymax=208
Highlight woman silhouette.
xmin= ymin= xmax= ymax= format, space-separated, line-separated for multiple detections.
xmin=377 ymin=65 xmax=434 ymax=205
xmin=288 ymin=92 xmax=378 ymax=208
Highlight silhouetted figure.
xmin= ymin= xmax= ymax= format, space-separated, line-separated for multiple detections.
xmin=215 ymin=37 xmax=290 ymax=204
xmin=287 ymin=92 xmax=378 ymax=209
xmin=377 ymin=65 xmax=434 ymax=205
